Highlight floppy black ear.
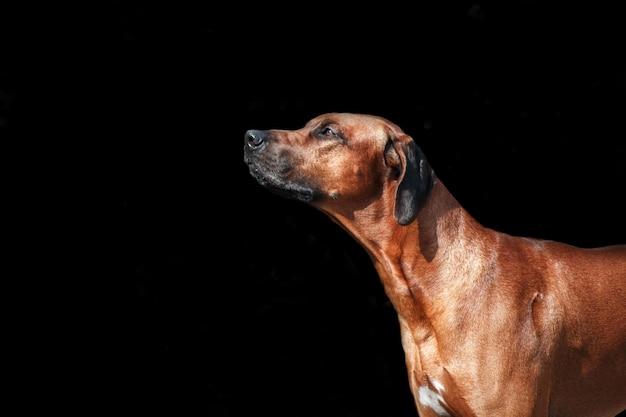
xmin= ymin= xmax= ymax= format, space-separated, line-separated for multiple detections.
xmin=386 ymin=136 xmax=434 ymax=225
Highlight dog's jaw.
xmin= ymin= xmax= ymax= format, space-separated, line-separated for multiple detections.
xmin=244 ymin=150 xmax=320 ymax=202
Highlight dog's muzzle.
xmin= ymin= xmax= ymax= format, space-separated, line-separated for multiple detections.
xmin=243 ymin=129 xmax=318 ymax=202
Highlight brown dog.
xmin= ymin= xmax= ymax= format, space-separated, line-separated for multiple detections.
xmin=243 ymin=113 xmax=626 ymax=417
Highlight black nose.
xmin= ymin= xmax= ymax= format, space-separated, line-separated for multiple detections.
xmin=245 ymin=129 xmax=266 ymax=149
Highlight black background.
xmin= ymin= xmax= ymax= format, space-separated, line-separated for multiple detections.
xmin=4 ymin=1 xmax=625 ymax=416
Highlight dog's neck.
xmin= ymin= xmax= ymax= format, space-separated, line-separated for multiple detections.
xmin=325 ymin=179 xmax=502 ymax=414
xmin=322 ymin=179 xmax=495 ymax=319
xmin=323 ymin=179 xmax=498 ymax=365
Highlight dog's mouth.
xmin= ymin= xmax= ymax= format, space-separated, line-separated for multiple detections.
xmin=252 ymin=170 xmax=316 ymax=202
xmin=245 ymin=154 xmax=318 ymax=202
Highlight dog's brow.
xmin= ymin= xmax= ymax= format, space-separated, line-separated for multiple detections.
xmin=317 ymin=118 xmax=337 ymax=127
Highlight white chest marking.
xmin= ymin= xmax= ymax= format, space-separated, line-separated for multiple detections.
xmin=418 ymin=379 xmax=450 ymax=416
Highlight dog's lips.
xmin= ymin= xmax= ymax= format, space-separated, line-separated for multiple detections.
xmin=246 ymin=158 xmax=316 ymax=202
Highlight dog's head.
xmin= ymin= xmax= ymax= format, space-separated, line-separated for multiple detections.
xmin=244 ymin=113 xmax=434 ymax=225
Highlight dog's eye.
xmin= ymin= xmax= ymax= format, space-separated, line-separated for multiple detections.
xmin=320 ymin=127 xmax=337 ymax=138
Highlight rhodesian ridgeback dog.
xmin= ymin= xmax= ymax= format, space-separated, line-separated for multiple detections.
xmin=243 ymin=113 xmax=626 ymax=417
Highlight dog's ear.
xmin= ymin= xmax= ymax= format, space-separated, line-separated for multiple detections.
xmin=385 ymin=134 xmax=434 ymax=225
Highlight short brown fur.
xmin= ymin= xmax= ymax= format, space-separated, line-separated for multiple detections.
xmin=244 ymin=113 xmax=626 ymax=417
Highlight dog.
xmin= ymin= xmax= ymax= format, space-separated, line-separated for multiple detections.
xmin=243 ymin=112 xmax=626 ymax=417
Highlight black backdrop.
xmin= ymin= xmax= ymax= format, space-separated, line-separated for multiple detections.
xmin=4 ymin=1 xmax=625 ymax=416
